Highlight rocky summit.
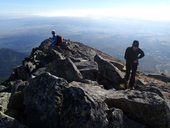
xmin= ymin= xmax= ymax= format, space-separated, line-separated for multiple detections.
xmin=0 ymin=38 xmax=170 ymax=128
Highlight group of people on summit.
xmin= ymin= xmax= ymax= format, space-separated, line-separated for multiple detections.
xmin=49 ymin=30 xmax=145 ymax=89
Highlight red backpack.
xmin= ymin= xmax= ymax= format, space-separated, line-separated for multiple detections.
xmin=56 ymin=35 xmax=63 ymax=46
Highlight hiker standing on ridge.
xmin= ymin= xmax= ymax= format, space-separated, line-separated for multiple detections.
xmin=124 ymin=40 xmax=145 ymax=89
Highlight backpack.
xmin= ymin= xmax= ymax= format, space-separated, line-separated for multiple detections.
xmin=56 ymin=35 xmax=63 ymax=46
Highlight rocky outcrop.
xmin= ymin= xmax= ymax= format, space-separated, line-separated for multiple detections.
xmin=148 ymin=74 xmax=170 ymax=83
xmin=75 ymin=60 xmax=98 ymax=81
xmin=60 ymin=82 xmax=109 ymax=128
xmin=94 ymin=54 xmax=124 ymax=89
xmin=0 ymin=93 xmax=11 ymax=112
xmin=24 ymin=73 xmax=68 ymax=128
xmin=135 ymin=84 xmax=164 ymax=98
xmin=105 ymin=90 xmax=170 ymax=128
xmin=14 ymin=66 xmax=30 ymax=81
xmin=0 ymin=112 xmax=27 ymax=128
xmin=47 ymin=58 xmax=83 ymax=82
xmin=0 ymin=39 xmax=170 ymax=128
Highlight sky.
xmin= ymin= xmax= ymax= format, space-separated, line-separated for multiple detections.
xmin=1 ymin=0 xmax=170 ymax=21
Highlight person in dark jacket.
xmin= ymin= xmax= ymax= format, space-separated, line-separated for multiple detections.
xmin=124 ymin=40 xmax=145 ymax=89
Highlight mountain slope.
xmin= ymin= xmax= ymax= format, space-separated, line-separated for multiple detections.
xmin=0 ymin=39 xmax=170 ymax=128
xmin=0 ymin=48 xmax=27 ymax=78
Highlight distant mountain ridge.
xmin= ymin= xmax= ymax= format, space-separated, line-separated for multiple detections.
xmin=0 ymin=48 xmax=27 ymax=79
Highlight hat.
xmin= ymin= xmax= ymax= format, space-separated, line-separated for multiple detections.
xmin=51 ymin=30 xmax=55 ymax=35
xmin=132 ymin=40 xmax=139 ymax=47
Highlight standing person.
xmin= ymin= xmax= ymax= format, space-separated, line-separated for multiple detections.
xmin=124 ymin=40 xmax=145 ymax=89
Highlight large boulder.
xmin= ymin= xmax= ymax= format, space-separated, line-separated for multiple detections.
xmin=61 ymin=41 xmax=97 ymax=60
xmin=135 ymin=84 xmax=164 ymax=98
xmin=148 ymin=74 xmax=170 ymax=83
xmin=106 ymin=107 xmax=123 ymax=128
xmin=8 ymin=92 xmax=24 ymax=110
xmin=0 ymin=93 xmax=11 ymax=113
xmin=27 ymin=48 xmax=48 ymax=67
xmin=60 ymin=81 xmax=123 ymax=128
xmin=30 ymin=48 xmax=44 ymax=59
xmin=46 ymin=49 xmax=65 ymax=61
xmin=9 ymin=80 xmax=27 ymax=94
xmin=14 ymin=66 xmax=30 ymax=81
xmin=105 ymin=90 xmax=170 ymax=128
xmin=94 ymin=54 xmax=124 ymax=89
xmin=39 ymin=39 xmax=51 ymax=52
xmin=24 ymin=73 xmax=68 ymax=128
xmin=0 ymin=112 xmax=27 ymax=128
xmin=7 ymin=91 xmax=25 ymax=120
xmin=0 ymin=85 xmax=6 ymax=92
xmin=32 ymin=67 xmax=47 ymax=77
xmin=80 ymin=68 xmax=98 ymax=81
xmin=110 ymin=61 xmax=125 ymax=71
xmin=123 ymin=115 xmax=147 ymax=128
xmin=3 ymin=80 xmax=26 ymax=122
xmin=47 ymin=58 xmax=83 ymax=82
xmin=75 ymin=60 xmax=99 ymax=81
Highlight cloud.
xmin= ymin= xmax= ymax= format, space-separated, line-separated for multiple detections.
xmin=1 ymin=4 xmax=170 ymax=22
xmin=33 ymin=5 xmax=170 ymax=21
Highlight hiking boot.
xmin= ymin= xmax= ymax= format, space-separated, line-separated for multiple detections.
xmin=128 ymin=84 xmax=134 ymax=90
xmin=123 ymin=78 xmax=128 ymax=89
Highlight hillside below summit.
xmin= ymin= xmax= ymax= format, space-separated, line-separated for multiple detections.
xmin=0 ymin=48 xmax=27 ymax=82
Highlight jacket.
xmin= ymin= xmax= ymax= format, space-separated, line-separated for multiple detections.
xmin=124 ymin=47 xmax=145 ymax=63
xmin=50 ymin=35 xmax=58 ymax=47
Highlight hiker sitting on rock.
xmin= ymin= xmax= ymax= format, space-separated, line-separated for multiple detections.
xmin=124 ymin=40 xmax=145 ymax=89
xmin=50 ymin=30 xmax=63 ymax=48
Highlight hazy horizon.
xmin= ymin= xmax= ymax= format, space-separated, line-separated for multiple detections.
xmin=1 ymin=0 xmax=170 ymax=21
xmin=1 ymin=0 xmax=170 ymax=76
xmin=0 ymin=16 xmax=170 ymax=76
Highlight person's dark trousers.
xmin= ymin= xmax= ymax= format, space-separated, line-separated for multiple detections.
xmin=125 ymin=62 xmax=131 ymax=81
xmin=124 ymin=62 xmax=138 ymax=89
xmin=129 ymin=63 xmax=138 ymax=88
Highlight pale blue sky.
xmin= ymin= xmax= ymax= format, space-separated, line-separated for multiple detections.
xmin=1 ymin=0 xmax=170 ymax=21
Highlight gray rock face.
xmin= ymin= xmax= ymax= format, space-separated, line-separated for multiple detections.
xmin=0 ymin=86 xmax=6 ymax=92
xmin=75 ymin=60 xmax=99 ymax=81
xmin=38 ymin=39 xmax=51 ymax=52
xmin=8 ymin=91 xmax=24 ymax=112
xmin=60 ymin=81 xmax=123 ymax=128
xmin=148 ymin=74 xmax=170 ymax=83
xmin=135 ymin=84 xmax=164 ymax=98
xmin=61 ymin=41 xmax=97 ymax=60
xmin=123 ymin=115 xmax=147 ymax=128
xmin=0 ymin=112 xmax=27 ymax=128
xmin=94 ymin=54 xmax=123 ymax=89
xmin=10 ymin=80 xmax=27 ymax=94
xmin=1 ymin=39 xmax=170 ymax=128
xmin=14 ymin=66 xmax=30 ymax=81
xmin=32 ymin=67 xmax=47 ymax=76
xmin=47 ymin=49 xmax=65 ymax=61
xmin=105 ymin=90 xmax=170 ymax=128
xmin=0 ymin=93 xmax=11 ymax=112
xmin=110 ymin=61 xmax=125 ymax=71
xmin=106 ymin=107 xmax=124 ymax=128
xmin=24 ymin=73 xmax=68 ymax=128
xmin=47 ymin=58 xmax=83 ymax=82
xmin=80 ymin=68 xmax=98 ymax=81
